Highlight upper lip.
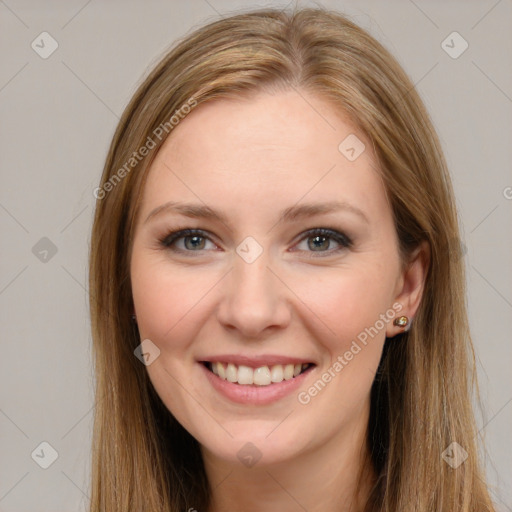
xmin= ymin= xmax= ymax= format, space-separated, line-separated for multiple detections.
xmin=199 ymin=354 xmax=316 ymax=368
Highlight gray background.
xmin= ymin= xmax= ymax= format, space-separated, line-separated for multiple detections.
xmin=1 ymin=0 xmax=511 ymax=510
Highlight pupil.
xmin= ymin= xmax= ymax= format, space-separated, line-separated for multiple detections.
xmin=183 ymin=235 xmax=331 ymax=251
xmin=185 ymin=236 xmax=204 ymax=250
xmin=309 ymin=235 xmax=328 ymax=251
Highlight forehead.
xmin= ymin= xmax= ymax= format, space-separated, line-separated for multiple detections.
xmin=160 ymin=89 xmax=370 ymax=168
xmin=138 ymin=89 xmax=389 ymax=226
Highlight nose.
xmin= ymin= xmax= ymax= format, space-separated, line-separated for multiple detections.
xmin=216 ymin=250 xmax=291 ymax=339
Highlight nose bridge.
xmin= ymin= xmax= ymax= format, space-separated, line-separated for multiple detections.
xmin=233 ymin=250 xmax=272 ymax=300
xmin=217 ymin=245 xmax=290 ymax=335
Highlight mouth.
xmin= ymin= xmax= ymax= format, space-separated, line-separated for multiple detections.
xmin=201 ymin=361 xmax=315 ymax=387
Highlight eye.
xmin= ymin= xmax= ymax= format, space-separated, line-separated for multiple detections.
xmin=159 ymin=229 xmax=217 ymax=253
xmin=292 ymin=228 xmax=352 ymax=256
xmin=159 ymin=227 xmax=352 ymax=256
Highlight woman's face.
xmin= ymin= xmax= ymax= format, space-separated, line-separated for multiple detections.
xmin=130 ymin=89 xmax=417 ymax=466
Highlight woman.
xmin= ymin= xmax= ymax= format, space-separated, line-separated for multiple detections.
xmin=89 ymin=7 xmax=496 ymax=511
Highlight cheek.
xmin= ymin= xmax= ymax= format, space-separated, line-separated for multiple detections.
xmin=292 ymin=269 xmax=394 ymax=417
xmin=131 ymin=250 xmax=217 ymax=347
xmin=130 ymin=251 xmax=216 ymax=433
xmin=288 ymin=261 xmax=396 ymax=346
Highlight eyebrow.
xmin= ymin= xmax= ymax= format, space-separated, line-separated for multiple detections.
xmin=144 ymin=200 xmax=369 ymax=226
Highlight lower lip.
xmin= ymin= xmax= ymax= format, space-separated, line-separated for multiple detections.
xmin=200 ymin=363 xmax=315 ymax=405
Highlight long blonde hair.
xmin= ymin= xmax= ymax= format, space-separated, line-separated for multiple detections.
xmin=88 ymin=7 xmax=495 ymax=511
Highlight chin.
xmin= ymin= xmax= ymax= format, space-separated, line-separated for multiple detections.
xmin=197 ymin=420 xmax=318 ymax=469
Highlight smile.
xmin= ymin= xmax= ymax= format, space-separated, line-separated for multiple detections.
xmin=203 ymin=361 xmax=314 ymax=386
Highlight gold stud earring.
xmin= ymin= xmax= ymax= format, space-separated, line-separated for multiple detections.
xmin=393 ymin=316 xmax=409 ymax=328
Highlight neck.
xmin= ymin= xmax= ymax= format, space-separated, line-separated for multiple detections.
xmin=202 ymin=409 xmax=375 ymax=512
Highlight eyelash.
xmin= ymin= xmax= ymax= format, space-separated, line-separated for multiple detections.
xmin=158 ymin=227 xmax=353 ymax=257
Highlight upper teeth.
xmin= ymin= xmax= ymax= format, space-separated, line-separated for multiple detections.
xmin=210 ymin=362 xmax=309 ymax=386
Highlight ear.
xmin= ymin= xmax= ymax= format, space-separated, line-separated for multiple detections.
xmin=386 ymin=241 xmax=430 ymax=338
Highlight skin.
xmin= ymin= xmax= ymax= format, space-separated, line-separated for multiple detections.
xmin=130 ymin=89 xmax=428 ymax=511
